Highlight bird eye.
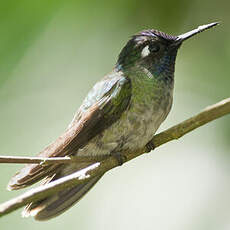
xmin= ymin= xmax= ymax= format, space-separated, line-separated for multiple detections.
xmin=149 ymin=44 xmax=160 ymax=53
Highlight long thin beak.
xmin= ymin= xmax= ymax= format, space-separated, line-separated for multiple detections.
xmin=176 ymin=22 xmax=219 ymax=43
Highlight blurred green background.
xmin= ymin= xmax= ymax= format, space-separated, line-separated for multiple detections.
xmin=0 ymin=0 xmax=230 ymax=229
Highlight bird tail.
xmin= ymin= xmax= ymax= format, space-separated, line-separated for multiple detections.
xmin=22 ymin=175 xmax=102 ymax=221
xmin=19 ymin=162 xmax=103 ymax=221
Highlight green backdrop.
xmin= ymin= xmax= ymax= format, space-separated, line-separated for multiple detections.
xmin=0 ymin=0 xmax=229 ymax=229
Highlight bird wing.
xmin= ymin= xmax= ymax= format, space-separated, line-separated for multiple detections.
xmin=8 ymin=72 xmax=132 ymax=190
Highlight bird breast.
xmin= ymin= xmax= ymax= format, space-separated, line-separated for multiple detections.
xmin=77 ymin=75 xmax=173 ymax=157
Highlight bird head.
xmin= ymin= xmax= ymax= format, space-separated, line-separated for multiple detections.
xmin=116 ymin=22 xmax=219 ymax=80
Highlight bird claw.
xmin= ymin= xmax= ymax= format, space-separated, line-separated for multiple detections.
xmin=111 ymin=152 xmax=127 ymax=166
xmin=146 ymin=140 xmax=155 ymax=152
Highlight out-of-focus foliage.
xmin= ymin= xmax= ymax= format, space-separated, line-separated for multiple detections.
xmin=0 ymin=0 xmax=229 ymax=229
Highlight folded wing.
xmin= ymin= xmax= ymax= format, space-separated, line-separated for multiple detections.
xmin=8 ymin=73 xmax=131 ymax=190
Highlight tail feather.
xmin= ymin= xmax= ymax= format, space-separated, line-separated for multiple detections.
xmin=7 ymin=163 xmax=62 ymax=191
xmin=22 ymin=174 xmax=102 ymax=221
xmin=8 ymin=157 xmax=103 ymax=220
xmin=19 ymin=162 xmax=103 ymax=220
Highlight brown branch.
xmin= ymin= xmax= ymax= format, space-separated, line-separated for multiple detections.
xmin=0 ymin=97 xmax=230 ymax=218
xmin=0 ymin=155 xmax=106 ymax=164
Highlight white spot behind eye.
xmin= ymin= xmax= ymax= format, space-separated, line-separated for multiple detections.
xmin=141 ymin=45 xmax=150 ymax=58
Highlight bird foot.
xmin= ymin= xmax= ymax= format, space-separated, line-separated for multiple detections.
xmin=111 ymin=152 xmax=127 ymax=166
xmin=146 ymin=140 xmax=155 ymax=152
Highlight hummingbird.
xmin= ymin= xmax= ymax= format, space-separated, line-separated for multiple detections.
xmin=7 ymin=22 xmax=218 ymax=220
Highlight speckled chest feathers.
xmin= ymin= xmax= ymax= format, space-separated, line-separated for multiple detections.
xmin=77 ymin=72 xmax=173 ymax=157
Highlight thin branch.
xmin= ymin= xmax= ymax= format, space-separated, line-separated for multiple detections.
xmin=0 ymin=97 xmax=230 ymax=218
xmin=0 ymin=155 xmax=106 ymax=164
xmin=153 ymin=97 xmax=230 ymax=147
xmin=0 ymin=156 xmax=72 ymax=164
